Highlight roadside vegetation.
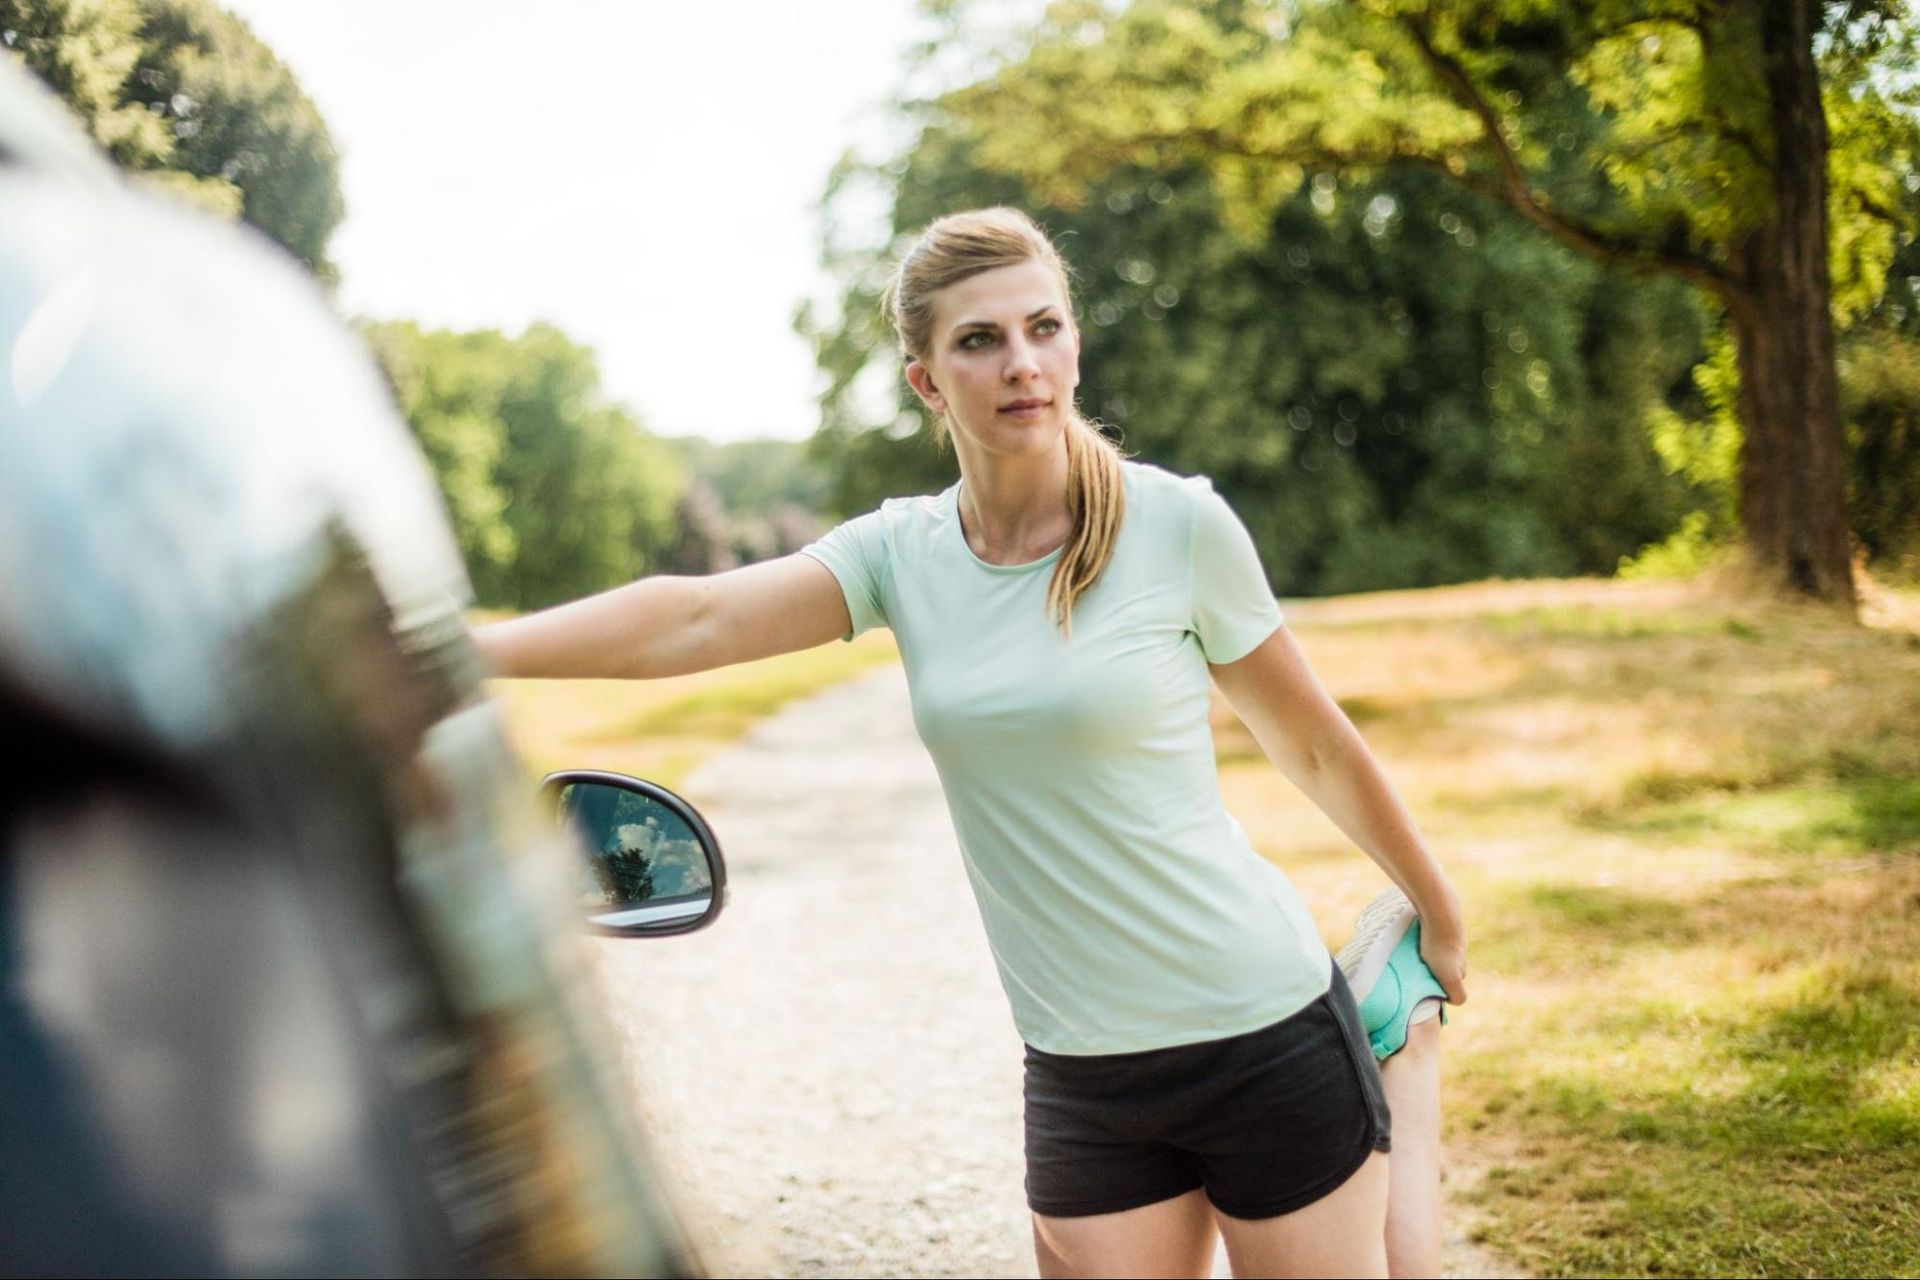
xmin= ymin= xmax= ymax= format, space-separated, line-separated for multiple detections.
xmin=1218 ymin=574 xmax=1920 ymax=1278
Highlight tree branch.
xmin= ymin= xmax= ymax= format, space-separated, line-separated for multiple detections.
xmin=1579 ymin=8 xmax=1712 ymax=49
xmin=1852 ymin=186 xmax=1913 ymax=228
xmin=1394 ymin=11 xmax=1747 ymax=307
xmin=1605 ymin=116 xmax=1767 ymax=173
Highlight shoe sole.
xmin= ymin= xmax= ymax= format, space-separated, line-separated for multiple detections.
xmin=1333 ymin=889 xmax=1417 ymax=1009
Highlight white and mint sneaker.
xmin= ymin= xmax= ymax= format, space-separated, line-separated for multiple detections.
xmin=1333 ymin=886 xmax=1449 ymax=1061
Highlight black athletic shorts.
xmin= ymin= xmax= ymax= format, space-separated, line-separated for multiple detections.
xmin=1022 ymin=963 xmax=1392 ymax=1220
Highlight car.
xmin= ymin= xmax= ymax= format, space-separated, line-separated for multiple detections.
xmin=0 ymin=58 xmax=722 ymax=1277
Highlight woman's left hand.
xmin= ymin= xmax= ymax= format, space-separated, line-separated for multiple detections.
xmin=1418 ymin=910 xmax=1468 ymax=1006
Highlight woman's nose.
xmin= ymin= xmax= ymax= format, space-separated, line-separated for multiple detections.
xmin=1003 ymin=337 xmax=1040 ymax=380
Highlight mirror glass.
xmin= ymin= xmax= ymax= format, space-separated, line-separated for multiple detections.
xmin=555 ymin=781 xmax=715 ymax=931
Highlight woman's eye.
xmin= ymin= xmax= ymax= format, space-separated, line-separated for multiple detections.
xmin=1035 ymin=318 xmax=1060 ymax=335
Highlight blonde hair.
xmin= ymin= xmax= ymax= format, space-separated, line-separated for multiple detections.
xmin=881 ymin=207 xmax=1126 ymax=635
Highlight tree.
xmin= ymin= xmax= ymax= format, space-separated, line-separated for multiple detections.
xmin=486 ymin=325 xmax=685 ymax=609
xmin=363 ymin=321 xmax=686 ymax=609
xmin=2 ymin=0 xmax=175 ymax=169
xmin=1 ymin=0 xmax=343 ymax=275
xmin=362 ymin=320 xmax=519 ymax=588
xmin=940 ymin=0 xmax=1920 ymax=610
xmin=126 ymin=0 xmax=344 ymax=277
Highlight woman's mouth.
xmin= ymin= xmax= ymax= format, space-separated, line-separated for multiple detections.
xmin=999 ymin=398 xmax=1049 ymax=418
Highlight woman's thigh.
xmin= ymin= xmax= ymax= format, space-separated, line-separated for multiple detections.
xmin=1032 ymin=1187 xmax=1217 ymax=1280
xmin=1212 ymin=1150 xmax=1390 ymax=1279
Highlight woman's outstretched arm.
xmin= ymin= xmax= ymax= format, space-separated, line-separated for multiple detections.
xmin=474 ymin=553 xmax=855 ymax=681
xmin=1209 ymin=623 xmax=1467 ymax=1005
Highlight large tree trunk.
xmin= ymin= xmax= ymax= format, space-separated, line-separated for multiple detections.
xmin=1727 ymin=0 xmax=1857 ymax=610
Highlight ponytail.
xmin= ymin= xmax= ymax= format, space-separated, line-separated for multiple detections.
xmin=1047 ymin=415 xmax=1127 ymax=637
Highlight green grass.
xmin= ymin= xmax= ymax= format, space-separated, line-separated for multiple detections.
xmin=594 ymin=650 xmax=895 ymax=741
xmin=1466 ymin=963 xmax=1920 ymax=1277
xmin=1578 ymin=770 xmax=1920 ymax=856
xmin=1479 ymin=604 xmax=1766 ymax=642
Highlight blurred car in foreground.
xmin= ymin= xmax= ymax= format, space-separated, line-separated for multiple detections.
xmin=1 ymin=59 xmax=720 ymax=1276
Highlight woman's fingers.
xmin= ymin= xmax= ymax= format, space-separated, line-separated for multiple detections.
xmin=1420 ymin=930 xmax=1468 ymax=1006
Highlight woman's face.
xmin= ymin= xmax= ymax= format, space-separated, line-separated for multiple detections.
xmin=906 ymin=258 xmax=1080 ymax=462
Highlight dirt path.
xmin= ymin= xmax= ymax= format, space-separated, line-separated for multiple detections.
xmin=593 ymin=665 xmax=1524 ymax=1278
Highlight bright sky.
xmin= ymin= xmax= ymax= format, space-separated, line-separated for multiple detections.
xmin=219 ymin=0 xmax=933 ymax=442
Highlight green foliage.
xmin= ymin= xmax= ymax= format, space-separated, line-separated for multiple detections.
xmin=362 ymin=320 xmax=686 ymax=610
xmin=126 ymin=0 xmax=344 ymax=277
xmin=920 ymin=0 xmax=1920 ymax=591
xmin=362 ymin=320 xmax=518 ymax=582
xmin=944 ymin=1 xmax=1918 ymax=294
xmin=1840 ymin=326 xmax=1920 ymax=577
xmin=1634 ymin=253 xmax=1920 ymax=585
xmin=1823 ymin=6 xmax=1920 ymax=328
xmin=806 ymin=116 xmax=1703 ymax=593
xmin=1615 ymin=509 xmax=1733 ymax=579
xmin=1 ymin=0 xmax=171 ymax=167
xmin=0 ymin=0 xmax=343 ymax=275
xmin=1633 ymin=323 xmax=1743 ymax=561
xmin=1833 ymin=222 xmax=1920 ymax=581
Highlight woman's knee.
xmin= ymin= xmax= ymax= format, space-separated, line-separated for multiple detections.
xmin=1382 ymin=1012 xmax=1442 ymax=1076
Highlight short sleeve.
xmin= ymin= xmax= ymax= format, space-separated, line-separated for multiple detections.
xmin=1188 ymin=479 xmax=1284 ymax=664
xmin=798 ymin=507 xmax=892 ymax=641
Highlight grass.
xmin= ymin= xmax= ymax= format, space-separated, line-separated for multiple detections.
xmin=483 ymin=622 xmax=899 ymax=795
xmin=1219 ymin=573 xmax=1920 ymax=1278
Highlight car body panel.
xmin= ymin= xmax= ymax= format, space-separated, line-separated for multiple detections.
xmin=0 ymin=62 xmax=697 ymax=1277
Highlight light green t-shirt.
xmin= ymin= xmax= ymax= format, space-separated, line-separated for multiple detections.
xmin=800 ymin=459 xmax=1332 ymax=1054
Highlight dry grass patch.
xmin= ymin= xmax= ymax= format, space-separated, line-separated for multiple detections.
xmin=1223 ymin=575 xmax=1920 ymax=1277
xmin=485 ymin=627 xmax=900 ymax=796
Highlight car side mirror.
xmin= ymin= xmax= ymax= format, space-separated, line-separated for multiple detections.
xmin=542 ymin=770 xmax=727 ymax=937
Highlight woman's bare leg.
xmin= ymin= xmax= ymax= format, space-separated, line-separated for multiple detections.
xmin=1379 ymin=1015 xmax=1443 ymax=1278
xmin=1212 ymin=1150 xmax=1390 ymax=1278
xmin=1032 ymin=1187 xmax=1218 ymax=1279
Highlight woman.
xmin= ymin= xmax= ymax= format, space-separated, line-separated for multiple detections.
xmin=476 ymin=207 xmax=1465 ymax=1279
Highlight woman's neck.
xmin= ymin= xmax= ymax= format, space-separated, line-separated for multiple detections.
xmin=952 ymin=431 xmax=1074 ymax=565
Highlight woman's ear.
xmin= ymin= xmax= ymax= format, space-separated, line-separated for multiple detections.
xmin=905 ymin=360 xmax=946 ymax=415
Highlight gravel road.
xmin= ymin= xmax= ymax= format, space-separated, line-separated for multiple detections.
xmin=592 ymin=664 xmax=1523 ymax=1279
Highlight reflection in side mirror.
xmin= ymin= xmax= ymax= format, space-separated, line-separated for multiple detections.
xmin=541 ymin=770 xmax=727 ymax=938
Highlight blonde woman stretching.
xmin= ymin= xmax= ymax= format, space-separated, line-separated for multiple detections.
xmin=477 ymin=207 xmax=1465 ymax=1279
